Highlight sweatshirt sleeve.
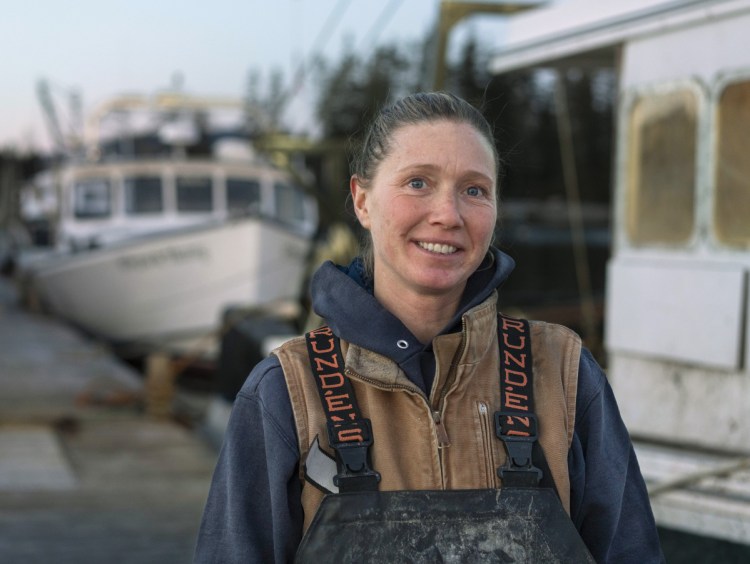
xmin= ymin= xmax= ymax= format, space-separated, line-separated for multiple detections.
xmin=568 ymin=349 xmax=665 ymax=563
xmin=194 ymin=356 xmax=303 ymax=564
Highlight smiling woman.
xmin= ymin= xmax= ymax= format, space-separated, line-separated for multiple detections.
xmin=195 ymin=92 xmax=664 ymax=563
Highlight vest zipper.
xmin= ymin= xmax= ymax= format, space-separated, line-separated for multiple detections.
xmin=430 ymin=317 xmax=468 ymax=486
xmin=345 ymin=368 xmax=451 ymax=486
xmin=432 ymin=411 xmax=451 ymax=447
xmin=345 ymin=318 xmax=468 ymax=489
xmin=345 ymin=368 xmax=419 ymax=395
xmin=433 ymin=317 xmax=468 ymax=413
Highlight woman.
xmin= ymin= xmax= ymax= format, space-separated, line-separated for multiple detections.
xmin=195 ymin=92 xmax=664 ymax=563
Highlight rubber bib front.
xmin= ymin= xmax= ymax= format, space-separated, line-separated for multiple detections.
xmin=295 ymin=488 xmax=594 ymax=563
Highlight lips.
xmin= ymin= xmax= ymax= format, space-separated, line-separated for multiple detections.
xmin=417 ymin=241 xmax=458 ymax=254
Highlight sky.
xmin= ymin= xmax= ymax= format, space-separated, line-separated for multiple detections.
xmin=0 ymin=0 xmax=532 ymax=153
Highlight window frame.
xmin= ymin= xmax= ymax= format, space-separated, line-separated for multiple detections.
xmin=124 ymin=174 xmax=164 ymax=215
xmin=710 ymin=72 xmax=750 ymax=250
xmin=71 ymin=176 xmax=113 ymax=220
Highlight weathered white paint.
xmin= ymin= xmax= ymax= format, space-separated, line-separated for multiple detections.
xmin=605 ymin=258 xmax=746 ymax=370
xmin=611 ymin=354 xmax=750 ymax=451
xmin=622 ymin=9 xmax=750 ymax=89
xmin=489 ymin=0 xmax=750 ymax=73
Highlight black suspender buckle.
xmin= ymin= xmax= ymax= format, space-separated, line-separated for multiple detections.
xmin=327 ymin=419 xmax=381 ymax=492
xmin=495 ymin=411 xmax=542 ymax=487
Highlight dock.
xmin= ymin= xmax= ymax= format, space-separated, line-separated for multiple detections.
xmin=0 ymin=275 xmax=218 ymax=563
xmin=636 ymin=441 xmax=750 ymax=546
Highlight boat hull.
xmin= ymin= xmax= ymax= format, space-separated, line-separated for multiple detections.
xmin=27 ymin=216 xmax=311 ymax=356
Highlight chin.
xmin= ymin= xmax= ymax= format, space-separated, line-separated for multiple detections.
xmin=415 ymin=275 xmax=468 ymax=295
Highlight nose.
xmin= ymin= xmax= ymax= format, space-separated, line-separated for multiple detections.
xmin=429 ymin=190 xmax=463 ymax=228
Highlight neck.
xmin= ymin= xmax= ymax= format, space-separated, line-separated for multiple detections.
xmin=373 ymin=284 xmax=464 ymax=345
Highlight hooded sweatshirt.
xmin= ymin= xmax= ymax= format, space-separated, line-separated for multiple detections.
xmin=194 ymin=248 xmax=664 ymax=564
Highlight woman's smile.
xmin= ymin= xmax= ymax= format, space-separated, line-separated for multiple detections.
xmin=416 ymin=241 xmax=459 ymax=255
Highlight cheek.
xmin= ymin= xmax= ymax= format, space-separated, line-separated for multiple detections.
xmin=476 ymin=209 xmax=498 ymax=243
xmin=373 ymin=215 xmax=397 ymax=248
xmin=474 ymin=214 xmax=497 ymax=247
xmin=373 ymin=197 xmax=408 ymax=233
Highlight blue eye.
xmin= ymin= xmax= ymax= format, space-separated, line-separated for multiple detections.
xmin=467 ymin=186 xmax=484 ymax=197
xmin=409 ymin=178 xmax=425 ymax=189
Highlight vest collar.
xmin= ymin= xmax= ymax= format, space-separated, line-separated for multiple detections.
xmin=344 ymin=292 xmax=500 ymax=394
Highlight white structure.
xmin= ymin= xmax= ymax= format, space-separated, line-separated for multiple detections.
xmin=490 ymin=0 xmax=750 ymax=545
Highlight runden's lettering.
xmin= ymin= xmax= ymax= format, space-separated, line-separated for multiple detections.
xmin=310 ymin=326 xmax=333 ymax=337
xmin=504 ymin=414 xmax=531 ymax=436
xmin=503 ymin=350 xmax=527 ymax=369
xmin=337 ymin=427 xmax=365 ymax=442
xmin=311 ymin=338 xmax=335 ymax=354
xmin=325 ymin=394 xmax=354 ymax=412
xmin=504 ymin=414 xmax=530 ymax=428
xmin=318 ymin=372 xmax=345 ymax=389
xmin=503 ymin=333 xmax=526 ymax=351
xmin=505 ymin=391 xmax=529 ymax=411
xmin=504 ymin=368 xmax=527 ymax=387
xmin=313 ymin=354 xmax=339 ymax=371
xmin=501 ymin=317 xmax=526 ymax=332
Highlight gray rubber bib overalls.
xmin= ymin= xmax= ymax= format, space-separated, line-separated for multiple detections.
xmin=296 ymin=317 xmax=595 ymax=563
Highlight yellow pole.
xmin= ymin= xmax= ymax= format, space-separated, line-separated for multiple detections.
xmin=433 ymin=1 xmax=539 ymax=90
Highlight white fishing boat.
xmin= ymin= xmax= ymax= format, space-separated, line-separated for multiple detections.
xmin=488 ymin=0 xmax=750 ymax=547
xmin=18 ymin=92 xmax=318 ymax=358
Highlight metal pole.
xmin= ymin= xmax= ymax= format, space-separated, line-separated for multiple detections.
xmin=553 ymin=71 xmax=599 ymax=350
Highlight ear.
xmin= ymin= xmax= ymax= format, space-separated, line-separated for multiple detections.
xmin=350 ymin=175 xmax=371 ymax=229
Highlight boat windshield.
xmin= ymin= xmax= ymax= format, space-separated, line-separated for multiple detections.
xmin=177 ymin=176 xmax=213 ymax=213
xmin=125 ymin=176 xmax=163 ymax=215
xmin=73 ymin=178 xmax=112 ymax=219
xmin=227 ymin=178 xmax=261 ymax=216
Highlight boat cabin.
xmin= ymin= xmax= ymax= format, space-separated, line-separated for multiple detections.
xmin=57 ymin=158 xmax=317 ymax=250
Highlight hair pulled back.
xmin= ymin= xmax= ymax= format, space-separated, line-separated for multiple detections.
xmin=351 ymin=91 xmax=500 ymax=185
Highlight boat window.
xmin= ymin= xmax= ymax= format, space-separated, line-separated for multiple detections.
xmin=125 ymin=176 xmax=163 ymax=214
xmin=626 ymin=89 xmax=697 ymax=245
xmin=714 ymin=79 xmax=750 ymax=247
xmin=73 ymin=178 xmax=111 ymax=219
xmin=227 ymin=178 xmax=261 ymax=215
xmin=177 ymin=176 xmax=213 ymax=212
xmin=274 ymin=182 xmax=306 ymax=225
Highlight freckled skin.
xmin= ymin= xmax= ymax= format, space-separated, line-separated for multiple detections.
xmin=351 ymin=120 xmax=497 ymax=335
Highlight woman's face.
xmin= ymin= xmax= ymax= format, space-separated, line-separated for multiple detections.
xmin=352 ymin=120 xmax=497 ymax=301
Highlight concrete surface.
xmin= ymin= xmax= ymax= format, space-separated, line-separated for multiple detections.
xmin=0 ymin=275 xmax=218 ymax=564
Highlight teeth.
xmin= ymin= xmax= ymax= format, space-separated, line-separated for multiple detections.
xmin=418 ymin=242 xmax=457 ymax=254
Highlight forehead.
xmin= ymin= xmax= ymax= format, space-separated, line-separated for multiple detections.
xmin=384 ymin=120 xmax=497 ymax=174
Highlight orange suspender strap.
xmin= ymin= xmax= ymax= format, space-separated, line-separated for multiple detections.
xmin=305 ymin=326 xmax=381 ymax=493
xmin=495 ymin=314 xmax=543 ymax=487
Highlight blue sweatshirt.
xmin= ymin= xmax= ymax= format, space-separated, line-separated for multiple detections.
xmin=194 ymin=249 xmax=665 ymax=563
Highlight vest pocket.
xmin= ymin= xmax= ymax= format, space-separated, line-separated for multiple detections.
xmin=475 ymin=401 xmax=497 ymax=489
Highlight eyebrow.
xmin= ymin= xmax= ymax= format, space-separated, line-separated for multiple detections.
xmin=397 ymin=163 xmax=495 ymax=183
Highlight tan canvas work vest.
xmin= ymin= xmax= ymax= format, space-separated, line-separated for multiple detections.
xmin=274 ymin=293 xmax=582 ymax=533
